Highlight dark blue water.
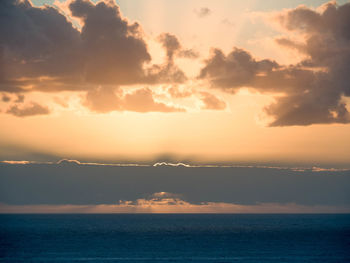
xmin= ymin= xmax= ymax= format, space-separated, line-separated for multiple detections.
xmin=0 ymin=214 xmax=349 ymax=262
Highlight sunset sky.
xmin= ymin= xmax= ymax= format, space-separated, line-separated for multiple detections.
xmin=1 ymin=0 xmax=350 ymax=213
xmin=1 ymin=0 xmax=350 ymax=167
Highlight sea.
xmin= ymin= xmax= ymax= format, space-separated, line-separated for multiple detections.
xmin=0 ymin=214 xmax=349 ymax=262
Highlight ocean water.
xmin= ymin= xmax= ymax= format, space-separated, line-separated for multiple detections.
xmin=0 ymin=214 xmax=349 ymax=263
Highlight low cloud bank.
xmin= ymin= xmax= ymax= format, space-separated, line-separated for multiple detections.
xmin=1 ymin=191 xmax=349 ymax=214
xmin=0 ymin=163 xmax=349 ymax=208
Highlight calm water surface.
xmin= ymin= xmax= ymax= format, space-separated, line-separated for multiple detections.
xmin=0 ymin=214 xmax=349 ymax=262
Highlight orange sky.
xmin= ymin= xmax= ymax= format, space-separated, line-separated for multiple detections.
xmin=1 ymin=0 xmax=350 ymax=167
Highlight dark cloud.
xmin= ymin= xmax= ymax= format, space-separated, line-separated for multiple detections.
xmin=1 ymin=0 xmax=149 ymax=86
xmin=275 ymin=2 xmax=350 ymax=95
xmin=0 ymin=46 xmax=4 ymax=83
xmin=1 ymin=93 xmax=11 ymax=103
xmin=0 ymin=163 xmax=349 ymax=206
xmin=3 ymin=0 xmax=349 ymax=124
xmin=145 ymin=63 xmax=187 ymax=84
xmin=158 ymin=33 xmax=181 ymax=62
xmin=200 ymin=48 xmax=280 ymax=91
xmin=200 ymin=2 xmax=350 ymax=126
xmin=268 ymin=2 xmax=350 ymax=126
xmin=143 ymin=33 xmax=199 ymax=85
xmin=200 ymin=92 xmax=226 ymax=110
xmin=0 ymin=0 xmax=200 ymax=116
xmin=84 ymin=86 xmax=185 ymax=113
xmin=14 ymin=94 xmax=24 ymax=103
xmin=178 ymin=49 xmax=199 ymax=59
xmin=0 ymin=0 xmax=190 ymax=93
xmin=195 ymin=7 xmax=211 ymax=18
xmin=0 ymin=141 xmax=62 ymax=162
xmin=274 ymin=37 xmax=305 ymax=54
xmin=158 ymin=33 xmax=199 ymax=60
xmin=6 ymin=102 xmax=50 ymax=117
xmin=264 ymin=74 xmax=350 ymax=126
xmin=0 ymin=0 xmax=81 ymax=85
xmin=69 ymin=0 xmax=151 ymax=85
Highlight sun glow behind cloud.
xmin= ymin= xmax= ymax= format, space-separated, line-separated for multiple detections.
xmin=1 ymin=191 xmax=349 ymax=214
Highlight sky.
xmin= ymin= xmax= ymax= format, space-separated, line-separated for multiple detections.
xmin=0 ymin=0 xmax=350 ymax=166
xmin=0 ymin=0 xmax=349 ymax=213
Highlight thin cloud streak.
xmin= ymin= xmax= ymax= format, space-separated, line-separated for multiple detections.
xmin=2 ymin=159 xmax=350 ymax=172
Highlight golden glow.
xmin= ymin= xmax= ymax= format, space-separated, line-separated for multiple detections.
xmin=1 ymin=200 xmax=349 ymax=214
xmin=1 ymin=89 xmax=350 ymax=165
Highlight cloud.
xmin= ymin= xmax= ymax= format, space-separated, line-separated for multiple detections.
xmin=14 ymin=94 xmax=24 ymax=103
xmin=2 ymin=0 xmax=350 ymax=124
xmin=123 ymin=87 xmax=185 ymax=113
xmin=267 ymin=1 xmax=350 ymax=126
xmin=1 ymin=163 xmax=349 ymax=206
xmin=178 ymin=49 xmax=199 ymax=59
xmin=53 ymin=96 xmax=69 ymax=108
xmin=6 ymin=102 xmax=50 ymax=117
xmin=194 ymin=7 xmax=211 ymax=18
xmin=0 ymin=0 xmax=190 ymax=93
xmin=221 ymin=18 xmax=234 ymax=27
xmin=0 ymin=0 xmax=196 ymax=114
xmin=200 ymin=48 xmax=280 ymax=91
xmin=1 ymin=93 xmax=11 ymax=102
xmin=200 ymin=2 xmax=350 ymax=126
xmin=164 ymin=86 xmax=227 ymax=112
xmin=0 ymin=0 xmax=81 ymax=87
xmin=264 ymin=82 xmax=350 ymax=126
xmin=158 ymin=33 xmax=181 ymax=62
xmin=0 ymin=142 xmax=62 ymax=162
xmin=68 ymin=0 xmax=151 ymax=85
xmin=143 ymin=33 xmax=199 ymax=85
xmin=57 ymin=159 xmax=81 ymax=165
xmin=84 ymin=86 xmax=185 ymax=113
xmin=158 ymin=33 xmax=199 ymax=60
xmin=274 ymin=37 xmax=306 ymax=54
xmin=1 ymin=160 xmax=31 ymax=165
xmin=199 ymin=92 xmax=226 ymax=110
xmin=1 ymin=194 xmax=349 ymax=213
xmin=167 ymin=86 xmax=193 ymax=98
xmin=153 ymin=162 xmax=191 ymax=167
xmin=0 ymin=46 xmax=4 ymax=83
xmin=2 ymin=0 xmax=151 ymax=86
xmin=84 ymin=86 xmax=122 ymax=113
